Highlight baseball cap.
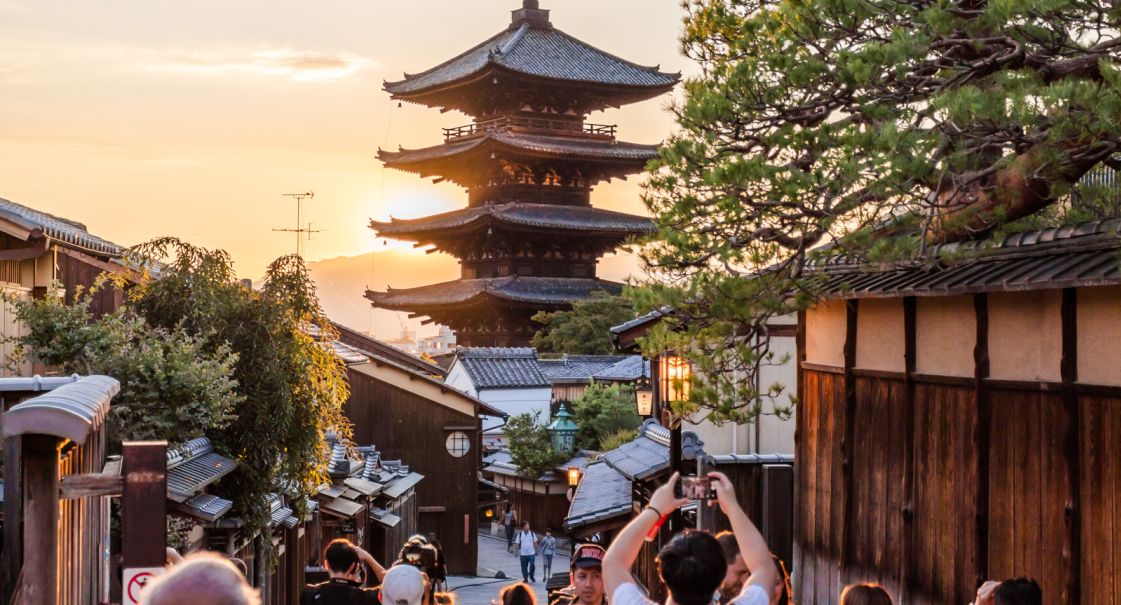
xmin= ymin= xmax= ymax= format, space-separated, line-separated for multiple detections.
xmin=570 ymin=544 xmax=606 ymax=569
xmin=381 ymin=564 xmax=426 ymax=605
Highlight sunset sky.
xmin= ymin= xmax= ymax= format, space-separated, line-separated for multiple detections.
xmin=0 ymin=0 xmax=693 ymax=337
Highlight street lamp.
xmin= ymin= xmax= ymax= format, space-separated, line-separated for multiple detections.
xmin=634 ymin=374 xmax=653 ymax=417
xmin=566 ymin=466 xmax=582 ymax=488
xmin=547 ymin=407 xmax=578 ymax=454
xmin=658 ymin=354 xmax=691 ymax=407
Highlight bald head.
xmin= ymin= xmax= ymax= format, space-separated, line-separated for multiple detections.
xmin=140 ymin=553 xmax=260 ymax=605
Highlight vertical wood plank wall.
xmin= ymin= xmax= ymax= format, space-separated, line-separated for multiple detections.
xmin=795 ymin=286 xmax=1120 ymax=604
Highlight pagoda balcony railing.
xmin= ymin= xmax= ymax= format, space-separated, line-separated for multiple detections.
xmin=444 ymin=116 xmax=617 ymax=142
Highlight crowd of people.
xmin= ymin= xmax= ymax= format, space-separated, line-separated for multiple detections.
xmin=140 ymin=473 xmax=1043 ymax=605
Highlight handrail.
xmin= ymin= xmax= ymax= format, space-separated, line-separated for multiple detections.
xmin=444 ymin=116 xmax=617 ymax=142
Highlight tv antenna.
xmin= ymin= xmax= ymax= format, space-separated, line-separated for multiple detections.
xmin=272 ymin=192 xmax=324 ymax=257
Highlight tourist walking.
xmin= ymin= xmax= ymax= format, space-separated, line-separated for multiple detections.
xmin=514 ymin=521 xmax=539 ymax=583
xmin=504 ymin=504 xmax=519 ymax=552
xmin=539 ymin=529 xmax=558 ymax=581
xmin=973 ymin=578 xmax=1042 ymax=605
xmin=601 ymin=471 xmax=777 ymax=605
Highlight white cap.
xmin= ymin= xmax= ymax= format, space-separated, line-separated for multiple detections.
xmin=381 ymin=564 xmax=426 ymax=605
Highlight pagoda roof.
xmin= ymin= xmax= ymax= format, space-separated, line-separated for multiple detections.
xmin=384 ymin=20 xmax=678 ymax=103
xmin=370 ymin=203 xmax=654 ymax=239
xmin=366 ymin=276 xmax=623 ymax=310
xmin=380 ymin=131 xmax=659 ymax=169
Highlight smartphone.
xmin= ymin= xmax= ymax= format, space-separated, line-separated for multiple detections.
xmin=674 ymin=475 xmax=717 ymax=500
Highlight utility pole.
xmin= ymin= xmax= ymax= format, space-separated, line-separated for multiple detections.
xmin=272 ymin=192 xmax=324 ymax=257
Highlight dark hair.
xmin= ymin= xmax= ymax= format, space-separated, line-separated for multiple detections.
xmin=995 ymin=578 xmax=1042 ymax=605
xmin=840 ymin=583 xmax=893 ymax=605
xmin=656 ymin=531 xmax=727 ymax=605
xmin=714 ymin=531 xmax=739 ymax=565
xmin=324 ymin=539 xmax=359 ymax=574
xmin=500 ymin=582 xmax=537 ymax=605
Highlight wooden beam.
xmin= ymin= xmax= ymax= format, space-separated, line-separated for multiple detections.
xmin=900 ymin=297 xmax=917 ymax=602
xmin=840 ymin=299 xmax=858 ymax=575
xmin=59 ymin=473 xmax=124 ymax=500
xmin=122 ymin=442 xmax=167 ymax=573
xmin=972 ymin=293 xmax=991 ymax=589
xmin=418 ymin=506 xmax=447 ymax=513
xmin=1060 ymin=288 xmax=1081 ymax=604
xmin=2 ymin=436 xmax=23 ymax=605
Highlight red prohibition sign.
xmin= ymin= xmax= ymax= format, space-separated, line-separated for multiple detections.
xmin=127 ymin=572 xmax=157 ymax=603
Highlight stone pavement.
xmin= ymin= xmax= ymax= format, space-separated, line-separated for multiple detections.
xmin=446 ymin=534 xmax=571 ymax=605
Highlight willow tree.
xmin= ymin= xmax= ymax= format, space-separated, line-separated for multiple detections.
xmin=638 ymin=0 xmax=1121 ymax=422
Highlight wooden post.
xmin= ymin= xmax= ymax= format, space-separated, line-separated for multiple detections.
xmin=840 ymin=299 xmax=858 ymax=576
xmin=1059 ymin=288 xmax=1081 ymax=604
xmin=2 ymin=435 xmax=23 ymax=605
xmin=972 ymin=293 xmax=991 ymax=589
xmin=21 ymin=434 xmax=60 ymax=605
xmin=121 ymin=441 xmax=167 ymax=605
xmin=900 ymin=297 xmax=917 ymax=601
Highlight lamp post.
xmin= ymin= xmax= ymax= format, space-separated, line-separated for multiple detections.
xmin=566 ymin=466 xmax=582 ymax=488
xmin=655 ymin=352 xmax=691 ymax=533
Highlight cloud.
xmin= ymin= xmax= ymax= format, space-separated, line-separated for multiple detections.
xmin=148 ymin=48 xmax=375 ymax=82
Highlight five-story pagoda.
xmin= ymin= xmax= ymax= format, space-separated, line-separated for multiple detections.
xmin=367 ymin=1 xmax=679 ymax=346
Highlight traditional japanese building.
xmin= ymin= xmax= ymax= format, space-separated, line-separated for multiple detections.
xmin=367 ymin=1 xmax=679 ymax=346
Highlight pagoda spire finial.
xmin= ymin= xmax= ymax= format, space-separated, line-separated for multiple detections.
xmin=511 ymin=0 xmax=550 ymax=29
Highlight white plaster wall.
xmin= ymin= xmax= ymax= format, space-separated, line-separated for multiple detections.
xmin=479 ymin=387 xmax=553 ymax=434
xmin=1077 ymin=285 xmax=1121 ymax=386
xmin=988 ymin=290 xmax=1062 ymax=382
xmin=915 ymin=296 xmax=975 ymax=377
xmin=806 ymin=300 xmax=847 ymax=366
xmin=444 ymin=362 xmax=478 ymax=398
xmin=856 ymin=298 xmax=905 ymax=371
xmin=757 ymin=332 xmax=797 ymax=454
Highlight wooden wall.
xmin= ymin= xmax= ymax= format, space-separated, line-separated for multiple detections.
xmin=796 ymin=289 xmax=1121 ymax=604
xmin=493 ymin=475 xmax=570 ymax=534
xmin=345 ymin=367 xmax=480 ymax=575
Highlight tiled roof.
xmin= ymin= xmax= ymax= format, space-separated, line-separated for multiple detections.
xmin=371 ymin=507 xmax=402 ymax=528
xmin=592 ymin=356 xmax=649 ymax=382
xmin=539 ymin=355 xmax=630 ymax=384
xmin=815 ymin=219 xmax=1121 ymax=298
xmin=384 ymin=22 xmax=678 ymax=97
xmin=458 ymin=347 xmax=550 ymax=389
xmin=366 ymin=276 xmax=624 ymax=310
xmin=599 ymin=419 xmax=670 ymax=481
xmin=170 ymin=494 xmax=233 ymax=523
xmin=381 ymin=472 xmax=424 ymax=499
xmin=166 ymin=437 xmax=238 ymax=503
xmin=370 ymin=204 xmax=654 ymax=238
xmin=0 ymin=197 xmax=124 ymax=257
xmin=563 ymin=460 xmax=632 ymax=533
xmin=331 ymin=321 xmax=446 ymax=377
xmin=609 ymin=308 xmax=670 ymax=335
xmin=379 ymin=132 xmax=659 ymax=169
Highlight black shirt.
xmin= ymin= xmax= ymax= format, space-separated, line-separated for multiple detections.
xmin=300 ymin=578 xmax=378 ymax=605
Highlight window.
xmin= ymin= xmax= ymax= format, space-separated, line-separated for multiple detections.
xmin=446 ymin=432 xmax=471 ymax=458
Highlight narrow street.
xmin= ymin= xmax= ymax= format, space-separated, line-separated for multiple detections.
xmin=447 ymin=534 xmax=571 ymax=605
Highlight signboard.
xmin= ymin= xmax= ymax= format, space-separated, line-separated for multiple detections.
xmin=123 ymin=566 xmax=164 ymax=605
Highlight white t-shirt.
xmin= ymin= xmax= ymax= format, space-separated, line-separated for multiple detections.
xmin=515 ymin=531 xmax=537 ymax=556
xmin=612 ymin=582 xmax=768 ymax=605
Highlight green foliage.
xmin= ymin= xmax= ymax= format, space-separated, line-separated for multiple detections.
xmin=636 ymin=0 xmax=1121 ymax=423
xmin=531 ymin=292 xmax=636 ymax=355
xmin=505 ymin=412 xmax=569 ymax=479
xmin=10 ymin=238 xmax=350 ymax=544
xmin=7 ymin=287 xmax=241 ymax=446
xmin=598 ymin=428 xmax=638 ymax=452
xmin=570 ymin=383 xmax=642 ymax=451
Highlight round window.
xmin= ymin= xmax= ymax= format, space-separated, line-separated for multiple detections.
xmin=446 ymin=431 xmax=471 ymax=458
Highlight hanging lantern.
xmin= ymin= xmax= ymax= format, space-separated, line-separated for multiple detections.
xmin=634 ymin=374 xmax=654 ymax=417
xmin=659 ymin=354 xmax=691 ymax=404
xmin=567 ymin=466 xmax=582 ymax=488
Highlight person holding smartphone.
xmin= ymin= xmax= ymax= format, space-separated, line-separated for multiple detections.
xmin=602 ymin=471 xmax=776 ymax=605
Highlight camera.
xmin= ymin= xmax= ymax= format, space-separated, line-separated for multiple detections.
xmin=674 ymin=475 xmax=717 ymax=500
